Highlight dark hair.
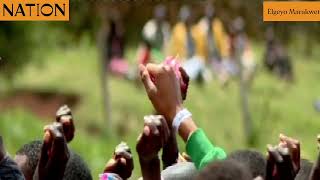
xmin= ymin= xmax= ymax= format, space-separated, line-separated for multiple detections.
xmin=15 ymin=140 xmax=93 ymax=180
xmin=0 ymin=156 xmax=25 ymax=180
xmin=195 ymin=159 xmax=252 ymax=180
xmin=228 ymin=149 xmax=266 ymax=178
xmin=15 ymin=140 xmax=42 ymax=178
xmin=64 ymin=151 xmax=92 ymax=180
xmin=295 ymin=159 xmax=313 ymax=180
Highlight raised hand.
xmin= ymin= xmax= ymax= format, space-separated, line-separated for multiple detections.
xmin=136 ymin=115 xmax=170 ymax=161
xmin=56 ymin=105 xmax=75 ymax=142
xmin=266 ymin=134 xmax=300 ymax=180
xmin=278 ymin=134 xmax=300 ymax=174
xmin=103 ymin=142 xmax=134 ymax=180
xmin=266 ymin=145 xmax=295 ymax=180
xmin=139 ymin=63 xmax=183 ymax=123
xmin=136 ymin=115 xmax=170 ymax=180
xmin=35 ymin=123 xmax=69 ymax=180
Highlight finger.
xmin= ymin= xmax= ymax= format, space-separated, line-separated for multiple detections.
xmin=56 ymin=105 xmax=72 ymax=120
xmin=146 ymin=63 xmax=164 ymax=75
xmin=268 ymin=145 xmax=283 ymax=163
xmin=279 ymin=134 xmax=298 ymax=149
xmin=144 ymin=116 xmax=160 ymax=136
xmin=104 ymin=158 xmax=118 ymax=173
xmin=59 ymin=115 xmax=75 ymax=143
xmin=143 ymin=126 xmax=150 ymax=136
xmin=39 ymin=131 xmax=51 ymax=168
xmin=141 ymin=69 xmax=156 ymax=95
xmin=147 ymin=123 xmax=160 ymax=136
xmin=115 ymin=151 xmax=132 ymax=160
xmin=119 ymin=157 xmax=126 ymax=166
xmin=181 ymin=152 xmax=192 ymax=162
xmin=179 ymin=67 xmax=190 ymax=86
xmin=179 ymin=67 xmax=189 ymax=100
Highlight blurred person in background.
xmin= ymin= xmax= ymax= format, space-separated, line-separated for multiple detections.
xmin=225 ymin=17 xmax=256 ymax=86
xmin=169 ymin=5 xmax=206 ymax=82
xmin=197 ymin=2 xmax=229 ymax=70
xmin=264 ymin=26 xmax=293 ymax=82
xmin=105 ymin=9 xmax=129 ymax=78
xmin=141 ymin=4 xmax=171 ymax=63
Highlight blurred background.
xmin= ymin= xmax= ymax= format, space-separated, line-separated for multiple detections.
xmin=1 ymin=0 xmax=320 ymax=178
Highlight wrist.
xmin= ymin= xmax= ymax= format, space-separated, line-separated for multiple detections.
xmin=139 ymin=156 xmax=160 ymax=166
xmin=178 ymin=118 xmax=197 ymax=142
xmin=167 ymin=105 xmax=184 ymax=123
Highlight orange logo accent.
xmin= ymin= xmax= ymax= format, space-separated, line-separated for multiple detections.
xmin=0 ymin=0 xmax=69 ymax=21
xmin=264 ymin=1 xmax=320 ymax=21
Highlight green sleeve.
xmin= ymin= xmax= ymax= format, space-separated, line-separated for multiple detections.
xmin=186 ymin=128 xmax=227 ymax=170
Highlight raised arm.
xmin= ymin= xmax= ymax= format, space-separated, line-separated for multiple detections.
xmin=139 ymin=63 xmax=226 ymax=169
xmin=102 ymin=142 xmax=134 ymax=180
xmin=136 ymin=115 xmax=170 ymax=180
xmin=34 ymin=123 xmax=70 ymax=180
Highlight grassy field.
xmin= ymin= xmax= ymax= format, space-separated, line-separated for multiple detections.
xmin=1 ymin=40 xmax=320 ymax=178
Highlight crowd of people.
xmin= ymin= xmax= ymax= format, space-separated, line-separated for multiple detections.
xmin=104 ymin=3 xmax=294 ymax=84
xmin=0 ymin=59 xmax=318 ymax=180
xmin=104 ymin=3 xmax=257 ymax=85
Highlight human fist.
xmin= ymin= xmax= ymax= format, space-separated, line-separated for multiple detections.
xmin=266 ymin=134 xmax=300 ymax=180
xmin=266 ymin=145 xmax=295 ymax=180
xmin=104 ymin=142 xmax=134 ymax=180
xmin=56 ymin=105 xmax=75 ymax=142
xmin=136 ymin=115 xmax=170 ymax=162
xmin=139 ymin=63 xmax=183 ymax=123
xmin=35 ymin=123 xmax=69 ymax=180
xmin=278 ymin=134 xmax=300 ymax=174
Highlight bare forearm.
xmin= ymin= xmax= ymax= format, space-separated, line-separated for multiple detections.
xmin=162 ymin=132 xmax=179 ymax=169
xmin=139 ymin=157 xmax=161 ymax=180
xmin=178 ymin=118 xmax=198 ymax=142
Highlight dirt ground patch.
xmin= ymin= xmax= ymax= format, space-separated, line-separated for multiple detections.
xmin=0 ymin=90 xmax=80 ymax=120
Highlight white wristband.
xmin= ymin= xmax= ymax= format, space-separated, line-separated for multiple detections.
xmin=172 ymin=108 xmax=192 ymax=132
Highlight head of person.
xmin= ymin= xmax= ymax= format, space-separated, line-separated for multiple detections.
xmin=179 ymin=5 xmax=192 ymax=25
xmin=230 ymin=17 xmax=245 ymax=35
xmin=14 ymin=140 xmax=92 ymax=180
xmin=295 ymin=159 xmax=313 ymax=180
xmin=205 ymin=2 xmax=215 ymax=19
xmin=265 ymin=26 xmax=275 ymax=42
xmin=195 ymin=159 xmax=252 ymax=180
xmin=228 ymin=149 xmax=266 ymax=178
xmin=161 ymin=162 xmax=197 ymax=180
xmin=154 ymin=4 xmax=167 ymax=22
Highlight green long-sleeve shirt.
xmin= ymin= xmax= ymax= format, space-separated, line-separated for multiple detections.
xmin=186 ymin=128 xmax=227 ymax=170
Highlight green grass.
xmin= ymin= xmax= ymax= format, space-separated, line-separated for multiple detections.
xmin=1 ymin=40 xmax=320 ymax=178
